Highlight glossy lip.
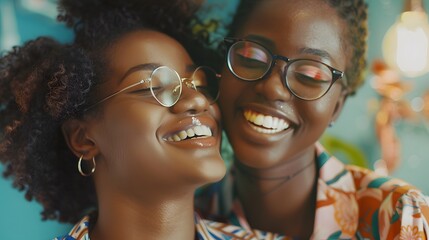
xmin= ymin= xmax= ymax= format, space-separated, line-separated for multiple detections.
xmin=159 ymin=115 xmax=219 ymax=148
xmin=235 ymin=103 xmax=299 ymax=143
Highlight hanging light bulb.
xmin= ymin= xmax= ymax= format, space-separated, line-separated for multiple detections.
xmin=383 ymin=0 xmax=429 ymax=77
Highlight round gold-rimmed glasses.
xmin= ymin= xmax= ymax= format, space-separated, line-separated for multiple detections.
xmin=85 ymin=66 xmax=220 ymax=111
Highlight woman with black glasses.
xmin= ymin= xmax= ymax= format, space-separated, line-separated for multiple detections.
xmin=196 ymin=0 xmax=429 ymax=239
xmin=0 ymin=0 xmax=281 ymax=239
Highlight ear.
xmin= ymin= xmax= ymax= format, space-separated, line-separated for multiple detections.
xmin=331 ymin=91 xmax=348 ymax=123
xmin=61 ymin=118 xmax=99 ymax=160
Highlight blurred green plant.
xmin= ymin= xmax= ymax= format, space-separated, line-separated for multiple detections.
xmin=321 ymin=134 xmax=369 ymax=168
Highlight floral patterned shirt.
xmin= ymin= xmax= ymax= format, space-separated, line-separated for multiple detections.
xmin=53 ymin=212 xmax=286 ymax=240
xmin=196 ymin=143 xmax=429 ymax=239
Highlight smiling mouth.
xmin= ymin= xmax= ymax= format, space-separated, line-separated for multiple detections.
xmin=243 ymin=109 xmax=290 ymax=134
xmin=166 ymin=125 xmax=213 ymax=142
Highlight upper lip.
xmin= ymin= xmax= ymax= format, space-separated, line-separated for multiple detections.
xmin=160 ymin=115 xmax=218 ymax=140
xmin=240 ymin=103 xmax=299 ymax=127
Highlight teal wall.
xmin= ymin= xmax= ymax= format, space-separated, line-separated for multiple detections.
xmin=1 ymin=0 xmax=429 ymax=239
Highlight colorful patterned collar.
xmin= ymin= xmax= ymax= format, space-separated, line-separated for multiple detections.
xmin=54 ymin=212 xmax=285 ymax=240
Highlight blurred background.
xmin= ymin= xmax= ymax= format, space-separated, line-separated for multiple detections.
xmin=1 ymin=0 xmax=429 ymax=239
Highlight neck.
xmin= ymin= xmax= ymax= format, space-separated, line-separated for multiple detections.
xmin=91 ymin=188 xmax=196 ymax=240
xmin=234 ymin=145 xmax=318 ymax=238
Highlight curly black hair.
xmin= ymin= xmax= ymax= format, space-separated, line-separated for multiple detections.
xmin=0 ymin=0 xmax=206 ymax=223
xmin=226 ymin=0 xmax=368 ymax=95
xmin=0 ymin=38 xmax=95 ymax=223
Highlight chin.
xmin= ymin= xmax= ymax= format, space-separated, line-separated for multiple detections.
xmin=190 ymin=154 xmax=227 ymax=186
xmin=204 ymin=155 xmax=227 ymax=182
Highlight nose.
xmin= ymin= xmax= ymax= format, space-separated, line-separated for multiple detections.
xmin=254 ymin=62 xmax=292 ymax=102
xmin=169 ymin=85 xmax=210 ymax=114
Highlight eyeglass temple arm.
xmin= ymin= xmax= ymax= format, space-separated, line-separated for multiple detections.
xmin=337 ymin=73 xmax=351 ymax=94
xmin=84 ymin=79 xmax=148 ymax=111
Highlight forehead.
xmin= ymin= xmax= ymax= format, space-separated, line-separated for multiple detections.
xmin=236 ymin=0 xmax=347 ymax=68
xmin=107 ymin=30 xmax=193 ymax=75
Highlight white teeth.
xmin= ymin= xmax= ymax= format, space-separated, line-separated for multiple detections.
xmin=186 ymin=128 xmax=195 ymax=138
xmin=167 ymin=125 xmax=213 ymax=142
xmin=173 ymin=135 xmax=181 ymax=141
xmin=178 ymin=131 xmax=188 ymax=140
xmin=194 ymin=126 xmax=204 ymax=136
xmin=273 ymin=117 xmax=279 ymax=128
xmin=263 ymin=116 xmax=273 ymax=128
xmin=243 ymin=109 xmax=290 ymax=134
xmin=254 ymin=114 xmax=264 ymax=125
xmin=205 ymin=127 xmax=212 ymax=136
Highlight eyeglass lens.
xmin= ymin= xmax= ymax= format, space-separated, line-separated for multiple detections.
xmin=149 ymin=66 xmax=219 ymax=107
xmin=150 ymin=66 xmax=182 ymax=107
xmin=191 ymin=66 xmax=220 ymax=103
xmin=227 ymin=40 xmax=335 ymax=100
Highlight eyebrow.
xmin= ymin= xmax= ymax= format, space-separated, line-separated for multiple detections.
xmin=244 ymin=34 xmax=333 ymax=61
xmin=299 ymin=47 xmax=332 ymax=61
xmin=119 ymin=63 xmax=198 ymax=83
xmin=245 ymin=34 xmax=276 ymax=50
xmin=118 ymin=63 xmax=160 ymax=83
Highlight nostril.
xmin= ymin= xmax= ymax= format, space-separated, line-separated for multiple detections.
xmin=187 ymin=109 xmax=198 ymax=115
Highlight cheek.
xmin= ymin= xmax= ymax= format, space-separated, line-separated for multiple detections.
xmin=219 ymin=72 xmax=233 ymax=103
xmin=107 ymin=111 xmax=155 ymax=141
xmin=219 ymin=69 xmax=246 ymax=111
xmin=300 ymin=88 xmax=342 ymax=126
xmin=209 ymin=103 xmax=221 ymax=123
xmin=209 ymin=104 xmax=222 ymax=143
xmin=96 ymin=104 xmax=161 ymax=164
xmin=95 ymin=109 xmax=167 ymax=189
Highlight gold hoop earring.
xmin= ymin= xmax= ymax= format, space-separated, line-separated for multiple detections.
xmin=78 ymin=155 xmax=96 ymax=177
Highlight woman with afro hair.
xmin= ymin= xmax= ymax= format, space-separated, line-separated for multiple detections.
xmin=0 ymin=0 xmax=280 ymax=239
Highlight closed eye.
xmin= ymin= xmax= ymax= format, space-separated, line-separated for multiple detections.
xmin=293 ymin=72 xmax=331 ymax=86
xmin=236 ymin=46 xmax=269 ymax=62
xmin=130 ymin=88 xmax=153 ymax=95
xmin=292 ymin=64 xmax=332 ymax=83
xmin=235 ymin=53 xmax=268 ymax=69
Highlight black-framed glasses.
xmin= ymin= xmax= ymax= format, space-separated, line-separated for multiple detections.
xmin=224 ymin=38 xmax=346 ymax=100
xmin=86 ymin=66 xmax=220 ymax=111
